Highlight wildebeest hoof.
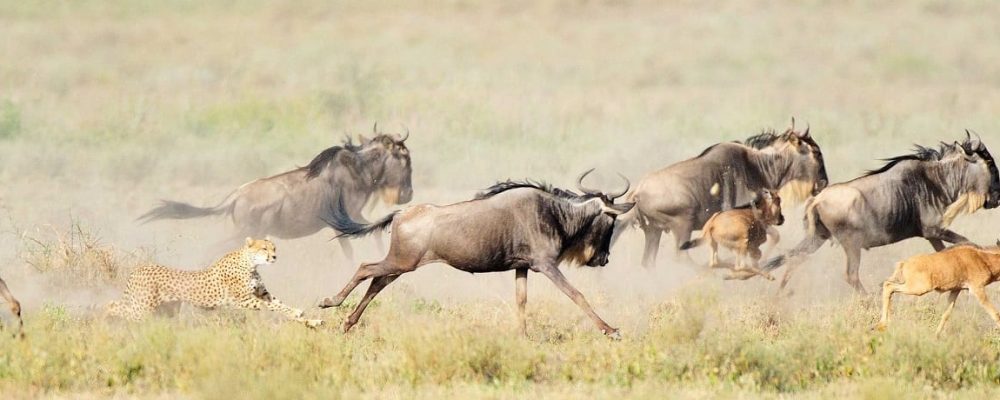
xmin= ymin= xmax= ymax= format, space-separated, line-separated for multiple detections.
xmin=318 ymin=297 xmax=341 ymax=308
xmin=605 ymin=329 xmax=622 ymax=341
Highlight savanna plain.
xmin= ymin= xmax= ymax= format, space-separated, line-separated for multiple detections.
xmin=3 ymin=1 xmax=1000 ymax=398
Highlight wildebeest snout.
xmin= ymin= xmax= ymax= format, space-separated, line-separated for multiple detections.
xmin=398 ymin=186 xmax=414 ymax=204
xmin=986 ymin=189 xmax=1000 ymax=209
xmin=587 ymin=253 xmax=609 ymax=267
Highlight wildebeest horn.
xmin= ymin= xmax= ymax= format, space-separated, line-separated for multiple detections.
xmin=398 ymin=124 xmax=409 ymax=142
xmin=803 ymin=123 xmax=810 ymax=138
xmin=607 ymin=173 xmax=630 ymax=200
xmin=576 ymin=168 xmax=600 ymax=195
xmin=373 ymin=122 xmax=378 ymax=134
xmin=790 ymin=116 xmax=795 ymax=131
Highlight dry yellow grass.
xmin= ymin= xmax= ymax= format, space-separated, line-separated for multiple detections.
xmin=3 ymin=0 xmax=1000 ymax=398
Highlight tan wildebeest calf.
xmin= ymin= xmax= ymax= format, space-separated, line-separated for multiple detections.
xmin=876 ymin=242 xmax=1000 ymax=336
xmin=680 ymin=189 xmax=784 ymax=280
xmin=0 ymin=275 xmax=23 ymax=337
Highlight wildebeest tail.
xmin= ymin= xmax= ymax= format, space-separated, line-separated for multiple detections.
xmin=137 ymin=191 xmax=237 ymax=224
xmin=323 ymin=196 xmax=399 ymax=238
xmin=679 ymin=237 xmax=704 ymax=250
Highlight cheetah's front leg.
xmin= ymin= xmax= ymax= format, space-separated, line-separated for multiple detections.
xmin=238 ymin=295 xmax=323 ymax=328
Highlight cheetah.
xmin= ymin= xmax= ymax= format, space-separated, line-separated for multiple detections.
xmin=106 ymin=237 xmax=322 ymax=328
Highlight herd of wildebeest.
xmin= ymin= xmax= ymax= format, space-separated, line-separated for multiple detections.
xmin=2 ymin=120 xmax=1000 ymax=340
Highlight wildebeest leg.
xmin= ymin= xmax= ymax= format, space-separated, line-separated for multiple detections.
xmin=515 ymin=268 xmax=528 ymax=337
xmin=935 ymin=290 xmax=961 ymax=337
xmin=640 ymin=226 xmax=662 ymax=269
xmin=969 ymin=285 xmax=1000 ymax=329
xmin=536 ymin=265 xmax=619 ymax=339
xmin=923 ymin=228 xmax=970 ymax=247
xmin=671 ymin=220 xmax=696 ymax=263
xmin=773 ymin=235 xmax=828 ymax=291
xmin=338 ymin=237 xmax=355 ymax=264
xmin=843 ymin=244 xmax=866 ymax=295
xmin=0 ymin=277 xmax=22 ymax=337
xmin=928 ymin=239 xmax=946 ymax=252
xmin=320 ymin=261 xmax=385 ymax=308
xmin=342 ymin=275 xmax=399 ymax=333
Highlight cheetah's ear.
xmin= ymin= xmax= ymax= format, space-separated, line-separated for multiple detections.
xmin=245 ymin=237 xmax=253 ymax=246
xmin=264 ymin=235 xmax=272 ymax=242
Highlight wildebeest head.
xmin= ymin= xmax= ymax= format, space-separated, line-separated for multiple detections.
xmin=572 ymin=169 xmax=635 ymax=267
xmin=961 ymin=130 xmax=1000 ymax=209
xmin=750 ymin=189 xmax=784 ymax=226
xmin=745 ymin=118 xmax=829 ymax=200
xmin=357 ymin=123 xmax=414 ymax=205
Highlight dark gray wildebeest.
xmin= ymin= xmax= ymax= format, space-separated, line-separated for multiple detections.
xmin=0 ymin=275 xmax=22 ymax=338
xmin=622 ymin=121 xmax=828 ymax=268
xmin=763 ymin=132 xmax=1000 ymax=294
xmin=139 ymin=125 xmax=413 ymax=261
xmin=319 ymin=169 xmax=633 ymax=339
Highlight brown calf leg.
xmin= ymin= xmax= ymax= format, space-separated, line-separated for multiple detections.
xmin=707 ymin=239 xmax=720 ymax=268
xmin=935 ymin=290 xmax=961 ymax=337
xmin=515 ymin=268 xmax=528 ymax=337
xmin=536 ymin=264 xmax=619 ymax=339
xmin=342 ymin=275 xmax=399 ymax=333
xmin=876 ymin=280 xmax=899 ymax=331
xmin=969 ymin=285 xmax=1000 ymax=329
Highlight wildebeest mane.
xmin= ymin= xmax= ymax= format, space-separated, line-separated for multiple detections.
xmin=303 ymin=137 xmax=362 ymax=180
xmin=864 ymin=144 xmax=947 ymax=177
xmin=742 ymin=129 xmax=781 ymax=149
xmin=475 ymin=180 xmax=581 ymax=201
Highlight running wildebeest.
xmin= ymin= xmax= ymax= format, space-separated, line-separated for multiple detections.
xmin=319 ymin=169 xmax=633 ymax=339
xmin=622 ymin=120 xmax=828 ymax=268
xmin=764 ymin=132 xmax=1000 ymax=294
xmin=680 ymin=189 xmax=784 ymax=281
xmin=0 ymin=275 xmax=23 ymax=338
xmin=875 ymin=241 xmax=1000 ymax=337
xmin=139 ymin=124 xmax=413 ymax=261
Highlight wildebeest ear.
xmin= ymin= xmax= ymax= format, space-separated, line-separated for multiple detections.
xmin=264 ymin=235 xmax=272 ymax=242
xmin=245 ymin=237 xmax=253 ymax=246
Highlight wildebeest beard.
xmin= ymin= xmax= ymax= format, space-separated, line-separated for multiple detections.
xmin=557 ymin=206 xmax=617 ymax=267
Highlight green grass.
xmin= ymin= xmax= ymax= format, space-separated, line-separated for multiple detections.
xmin=3 ymin=292 xmax=1000 ymax=398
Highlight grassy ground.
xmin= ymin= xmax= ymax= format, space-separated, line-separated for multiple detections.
xmin=3 ymin=1 xmax=1000 ymax=398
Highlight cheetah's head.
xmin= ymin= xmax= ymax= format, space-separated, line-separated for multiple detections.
xmin=245 ymin=237 xmax=277 ymax=266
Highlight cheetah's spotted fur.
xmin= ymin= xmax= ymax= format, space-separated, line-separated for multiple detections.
xmin=106 ymin=237 xmax=322 ymax=328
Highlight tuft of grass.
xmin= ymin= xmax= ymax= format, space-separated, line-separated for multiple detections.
xmin=17 ymin=222 xmax=151 ymax=287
